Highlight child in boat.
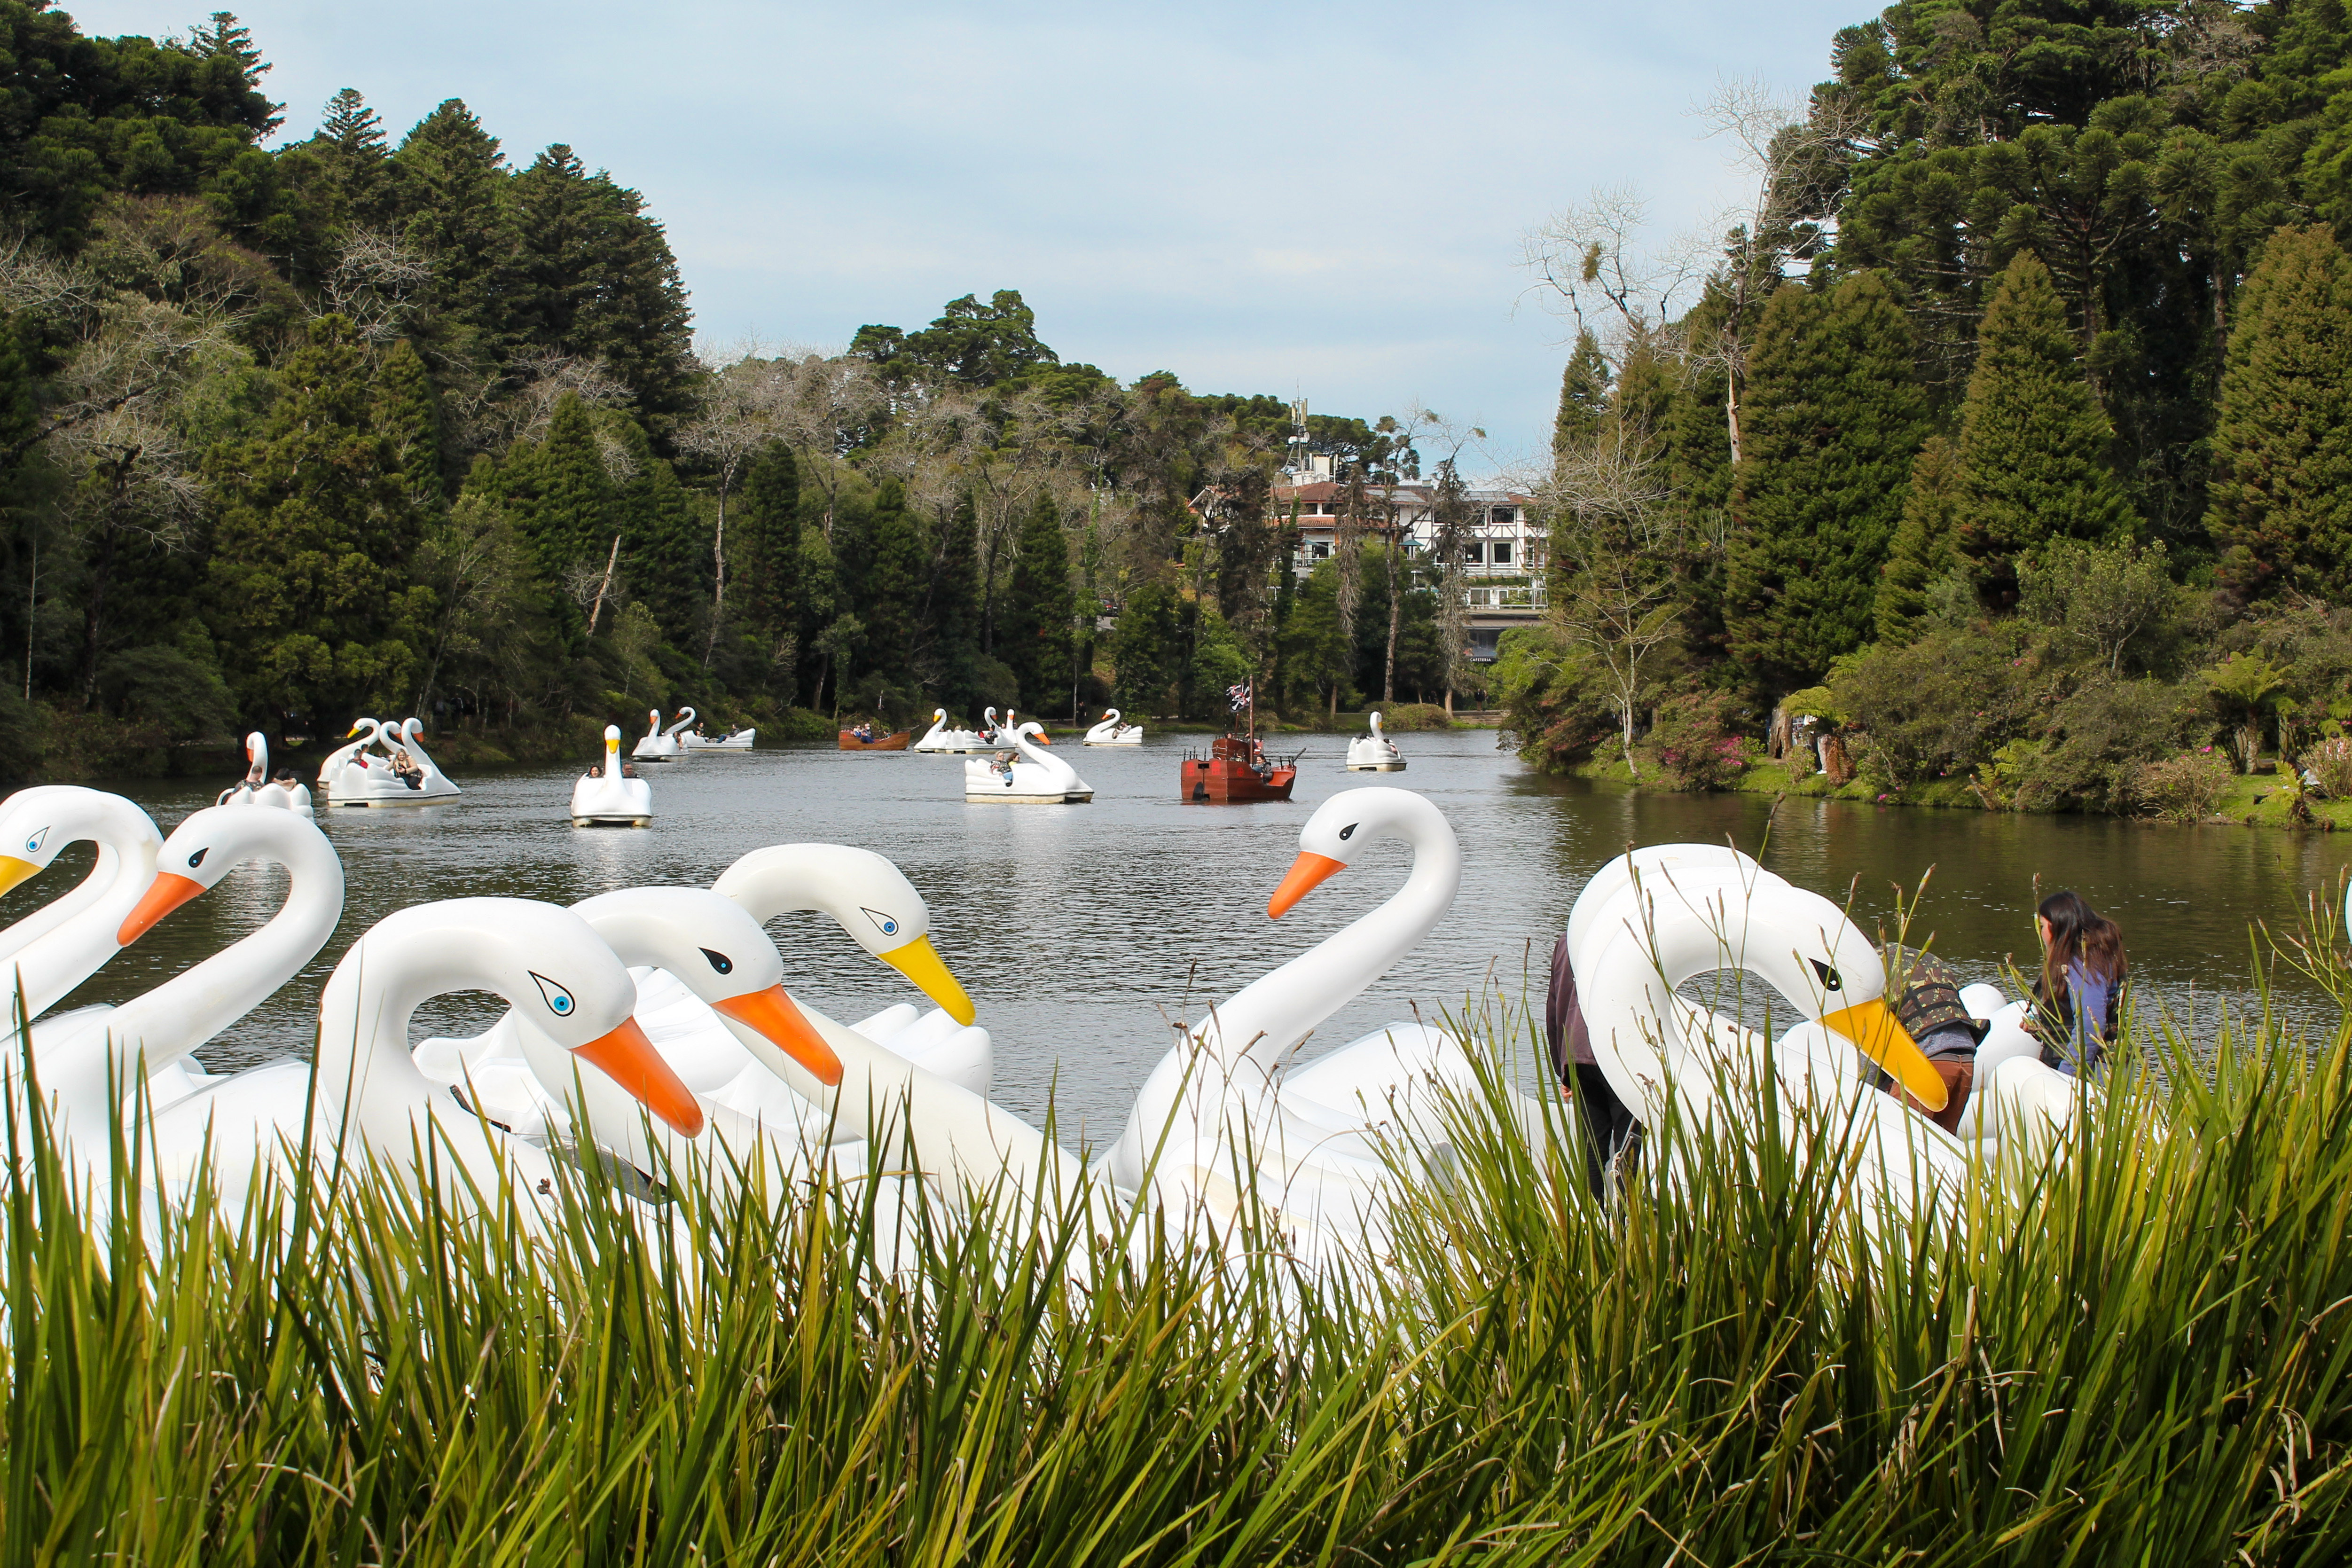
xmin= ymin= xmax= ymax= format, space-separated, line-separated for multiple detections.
xmin=1882 ymin=941 xmax=1984 ymax=1133
xmin=2026 ymin=890 xmax=2125 ymax=1075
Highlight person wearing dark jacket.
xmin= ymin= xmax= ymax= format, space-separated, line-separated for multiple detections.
xmin=1546 ymin=933 xmax=1640 ymax=1196
xmin=1882 ymin=942 xmax=1984 ymax=1134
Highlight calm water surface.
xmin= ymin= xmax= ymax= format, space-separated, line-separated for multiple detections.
xmin=23 ymin=731 xmax=2352 ymax=1144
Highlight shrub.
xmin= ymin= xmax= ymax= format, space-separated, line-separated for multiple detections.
xmin=2134 ymin=750 xmax=2235 ymax=822
xmin=2002 ymin=677 xmax=2195 ymax=813
xmin=2304 ymin=735 xmax=2352 ymax=798
xmin=1828 ymin=626 xmax=2037 ymax=789
xmin=1644 ymin=691 xmax=1748 ymax=792
xmin=1375 ymin=702 xmax=1452 ymax=732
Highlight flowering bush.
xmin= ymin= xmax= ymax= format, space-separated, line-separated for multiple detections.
xmin=1644 ymin=692 xmax=1750 ymax=792
xmin=2302 ymin=736 xmax=2352 ymax=799
xmin=2133 ymin=751 xmax=2236 ymax=822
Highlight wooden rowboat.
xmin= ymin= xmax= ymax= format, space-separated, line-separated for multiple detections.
xmin=837 ymin=729 xmax=912 ymax=751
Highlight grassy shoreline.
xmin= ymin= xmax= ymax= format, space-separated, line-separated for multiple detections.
xmin=1556 ymin=748 xmax=2352 ymax=831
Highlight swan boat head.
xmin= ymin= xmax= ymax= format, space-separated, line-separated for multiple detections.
xmin=711 ymin=843 xmax=975 ymax=1026
xmin=0 ymin=785 xmax=161 ymax=897
xmin=243 ymin=732 xmax=269 ymax=786
xmin=570 ymin=886 xmax=844 ymax=1087
xmin=1575 ymin=858 xmax=1947 ymax=1121
xmin=116 ymin=802 xmax=348 ymax=946
xmin=1267 ymin=785 xmax=1460 ymax=918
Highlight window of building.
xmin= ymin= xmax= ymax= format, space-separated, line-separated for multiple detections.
xmin=1462 ymin=541 xmax=1484 ymax=564
xmin=1491 ymin=506 xmax=1515 ymax=526
xmin=1311 ymin=541 xmax=1331 ymax=559
xmin=1491 ymin=540 xmax=1513 ymax=565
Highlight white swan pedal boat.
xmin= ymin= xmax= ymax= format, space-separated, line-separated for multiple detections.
xmin=1083 ymin=709 xmax=1145 ymax=746
xmin=317 ymin=717 xmax=460 ymax=805
xmin=1345 ymin=712 xmax=1406 ymax=772
xmin=633 ymin=707 xmax=693 ymax=761
xmin=914 ymin=709 xmax=992 ymax=753
xmin=573 ymin=727 xmax=653 ymax=826
xmin=964 ymin=722 xmax=1093 ymax=803
xmin=217 ymin=731 xmax=314 ymax=818
xmin=682 ymin=726 xmax=755 ymax=752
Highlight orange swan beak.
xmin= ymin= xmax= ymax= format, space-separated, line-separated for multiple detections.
xmin=118 ymin=872 xmax=207 ymax=946
xmin=713 ymin=983 xmax=843 ymax=1087
xmin=1268 ymin=852 xmax=1346 ymax=918
xmin=573 ymin=1017 xmax=705 ymax=1136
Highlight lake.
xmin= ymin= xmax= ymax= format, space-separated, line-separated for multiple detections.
xmin=18 ymin=728 xmax=2349 ymax=1145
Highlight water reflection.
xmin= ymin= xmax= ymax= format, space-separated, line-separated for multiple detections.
xmin=11 ymin=732 xmax=2346 ymax=1145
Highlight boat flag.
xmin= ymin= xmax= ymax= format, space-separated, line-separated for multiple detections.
xmin=1227 ymin=681 xmax=1252 ymax=713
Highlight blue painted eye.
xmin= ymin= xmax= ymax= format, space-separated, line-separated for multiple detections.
xmin=187 ymin=848 xmax=209 ymax=869
xmin=862 ymin=908 xmax=901 ymax=939
xmin=529 ymin=971 xmax=577 ymax=1017
xmin=700 ymin=947 xmax=733 ymax=975
xmin=22 ymin=827 xmax=44 ymax=855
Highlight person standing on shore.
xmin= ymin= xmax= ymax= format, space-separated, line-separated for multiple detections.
xmin=2028 ymin=890 xmax=2126 ymax=1076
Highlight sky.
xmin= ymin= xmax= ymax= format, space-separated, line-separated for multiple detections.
xmin=71 ymin=0 xmax=1869 ymax=476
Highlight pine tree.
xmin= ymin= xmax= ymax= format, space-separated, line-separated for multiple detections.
xmin=607 ymin=418 xmax=707 ymax=645
xmin=923 ymin=491 xmax=981 ymax=708
xmin=998 ymin=496 xmax=1074 ymax=714
xmin=1726 ymin=270 xmax=1927 ymax=690
xmin=735 ymin=440 xmax=802 ymax=667
xmin=1874 ymin=436 xmax=1963 ymax=644
xmin=203 ymin=316 xmax=431 ymax=724
xmin=392 ymin=100 xmax=509 ymax=361
xmin=506 ymin=394 xmax=612 ymax=588
xmin=844 ymin=479 xmax=923 ymax=681
xmin=372 ymin=339 xmax=442 ymax=505
xmin=307 ymin=87 xmax=393 ymax=228
xmin=1551 ymin=328 xmax=1611 ymax=461
xmin=2207 ymin=226 xmax=2352 ymax=603
xmin=1952 ymin=251 xmax=2135 ymax=602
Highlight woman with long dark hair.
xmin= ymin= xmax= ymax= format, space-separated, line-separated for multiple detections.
xmin=2030 ymin=889 xmax=2126 ymax=1075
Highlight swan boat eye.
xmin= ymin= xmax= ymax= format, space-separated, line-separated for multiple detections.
xmin=1338 ymin=823 xmax=1357 ymax=841
xmin=528 ymin=970 xmax=576 ymax=1017
xmin=1808 ymin=957 xmax=1843 ymax=992
xmin=699 ymin=947 xmax=733 ymax=975
xmin=23 ymin=827 xmax=46 ymax=855
xmin=862 ymin=908 xmax=900 ymax=939
xmin=187 ymin=847 xmax=209 ymax=869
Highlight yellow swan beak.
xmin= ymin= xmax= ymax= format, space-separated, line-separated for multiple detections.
xmin=1821 ymin=996 xmax=1947 ymax=1112
xmin=878 ymin=934 xmax=975 ymax=1026
xmin=0 ymin=855 xmax=39 ymax=897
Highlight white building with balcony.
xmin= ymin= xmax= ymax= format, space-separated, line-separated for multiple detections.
xmin=1270 ymin=478 xmax=1544 ymax=660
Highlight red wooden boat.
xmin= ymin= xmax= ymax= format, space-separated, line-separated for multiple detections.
xmin=1180 ymin=684 xmax=1297 ymax=802
xmin=838 ymin=728 xmax=912 ymax=751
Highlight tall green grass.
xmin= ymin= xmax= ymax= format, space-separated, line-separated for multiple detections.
xmin=11 ymin=926 xmax=2352 ymax=1565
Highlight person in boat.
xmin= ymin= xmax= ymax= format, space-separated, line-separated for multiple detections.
xmin=1545 ymin=933 xmax=1639 ymax=1196
xmin=389 ymin=747 xmax=424 ymax=789
xmin=2026 ymin=889 xmax=2125 ymax=1076
xmin=1881 ymin=940 xmax=1984 ymax=1133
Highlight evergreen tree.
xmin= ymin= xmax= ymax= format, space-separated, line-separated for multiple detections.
xmin=372 ymin=338 xmax=442 ymax=505
xmin=1727 ymin=271 xmax=1927 ymax=690
xmin=2206 ymin=226 xmax=2352 ymax=603
xmin=735 ymin=440 xmax=802 ymax=669
xmin=1952 ymin=251 xmax=2135 ymax=603
xmin=608 ymin=418 xmax=706 ymax=645
xmin=998 ymin=496 xmax=1074 ymax=714
xmin=203 ymin=316 xmax=431 ymax=725
xmin=502 ymin=394 xmax=612 ymax=593
xmin=1875 ymin=436 xmax=1964 ymax=644
xmin=305 ymin=87 xmax=394 ymax=229
xmin=837 ymin=478 xmax=922 ymax=681
xmin=922 ymin=491 xmax=982 ymax=707
xmin=1111 ymin=580 xmax=1183 ymax=715
xmin=1551 ymin=328 xmax=1611 ymax=461
xmin=392 ymin=100 xmax=509 ymax=362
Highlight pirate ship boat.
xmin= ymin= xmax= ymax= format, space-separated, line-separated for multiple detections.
xmin=1179 ymin=683 xmax=1298 ymax=803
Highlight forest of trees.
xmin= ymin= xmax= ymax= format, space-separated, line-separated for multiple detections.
xmin=1504 ymin=0 xmax=2352 ymax=817
xmin=0 ymin=4 xmax=1461 ymax=779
